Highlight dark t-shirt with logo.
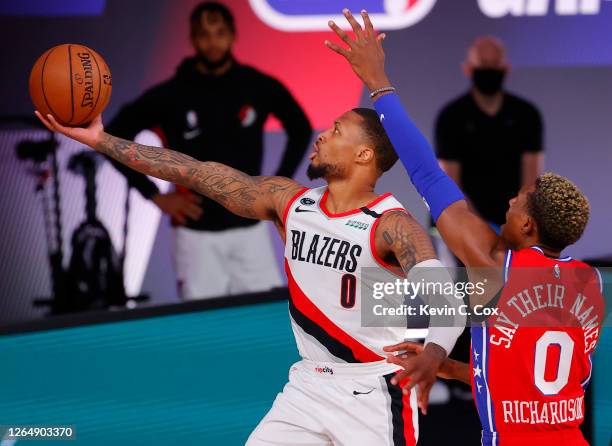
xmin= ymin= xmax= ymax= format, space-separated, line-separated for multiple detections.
xmin=106 ymin=58 xmax=312 ymax=231
xmin=435 ymin=92 xmax=543 ymax=226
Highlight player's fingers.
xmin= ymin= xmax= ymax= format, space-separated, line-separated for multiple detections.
xmin=172 ymin=212 xmax=186 ymax=225
xmin=401 ymin=341 xmax=424 ymax=353
xmin=34 ymin=111 xmax=55 ymax=132
xmin=184 ymin=204 xmax=203 ymax=220
xmin=377 ymin=33 xmax=386 ymax=42
xmin=389 ymin=370 xmax=409 ymax=386
xmin=401 ymin=376 xmax=419 ymax=394
xmin=187 ymin=203 xmax=203 ymax=219
xmin=186 ymin=193 xmax=203 ymax=204
xmin=389 ymin=363 xmax=416 ymax=385
xmin=342 ymin=8 xmax=363 ymax=35
xmin=385 ymin=354 xmax=406 ymax=367
xmin=383 ymin=342 xmax=406 ymax=352
xmin=45 ymin=113 xmax=68 ymax=133
xmin=327 ymin=21 xmax=352 ymax=47
xmin=417 ymin=383 xmax=432 ymax=415
xmin=324 ymin=39 xmax=350 ymax=58
xmin=383 ymin=341 xmax=423 ymax=353
xmin=361 ymin=10 xmax=374 ymax=35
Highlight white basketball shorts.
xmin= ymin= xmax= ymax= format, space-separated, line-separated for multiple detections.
xmin=246 ymin=359 xmax=418 ymax=446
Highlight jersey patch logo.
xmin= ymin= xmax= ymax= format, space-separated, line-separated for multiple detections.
xmin=345 ymin=219 xmax=369 ymax=230
xmin=300 ymin=197 xmax=315 ymax=206
xmin=553 ymin=264 xmax=561 ymax=279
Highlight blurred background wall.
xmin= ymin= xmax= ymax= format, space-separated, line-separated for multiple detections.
xmin=0 ymin=0 xmax=610 ymax=322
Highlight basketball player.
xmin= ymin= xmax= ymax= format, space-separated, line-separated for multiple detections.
xmin=35 ymin=100 xmax=463 ymax=442
xmin=325 ymin=9 xmax=605 ymax=445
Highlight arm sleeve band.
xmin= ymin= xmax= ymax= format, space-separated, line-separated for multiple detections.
xmin=374 ymin=93 xmax=464 ymax=222
xmin=406 ymin=259 xmax=465 ymax=356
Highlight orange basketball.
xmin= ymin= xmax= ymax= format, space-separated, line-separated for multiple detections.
xmin=29 ymin=44 xmax=112 ymax=126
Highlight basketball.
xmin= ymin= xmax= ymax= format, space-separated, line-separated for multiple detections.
xmin=29 ymin=43 xmax=112 ymax=126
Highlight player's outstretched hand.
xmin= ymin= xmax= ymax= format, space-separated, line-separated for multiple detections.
xmin=35 ymin=111 xmax=105 ymax=149
xmin=384 ymin=341 xmax=447 ymax=415
xmin=325 ymin=9 xmax=390 ymax=92
xmin=385 ymin=341 xmax=458 ymax=381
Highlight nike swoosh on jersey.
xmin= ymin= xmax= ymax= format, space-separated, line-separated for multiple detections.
xmin=353 ymin=388 xmax=375 ymax=396
xmin=295 ymin=206 xmax=316 ymax=213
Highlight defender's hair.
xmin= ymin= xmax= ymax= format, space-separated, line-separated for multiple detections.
xmin=527 ymin=172 xmax=590 ymax=250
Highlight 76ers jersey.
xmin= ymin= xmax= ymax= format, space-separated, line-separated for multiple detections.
xmin=472 ymin=247 xmax=605 ymax=446
xmin=283 ymin=186 xmax=407 ymax=364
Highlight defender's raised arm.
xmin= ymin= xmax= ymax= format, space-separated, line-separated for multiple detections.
xmin=325 ymin=9 xmax=505 ymax=269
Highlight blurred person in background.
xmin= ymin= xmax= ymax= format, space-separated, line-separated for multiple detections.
xmin=435 ymin=36 xmax=544 ymax=232
xmin=106 ymin=1 xmax=312 ymax=299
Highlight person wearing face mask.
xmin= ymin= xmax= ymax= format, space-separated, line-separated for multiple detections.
xmin=105 ymin=2 xmax=312 ymax=300
xmin=435 ymin=36 xmax=544 ymax=231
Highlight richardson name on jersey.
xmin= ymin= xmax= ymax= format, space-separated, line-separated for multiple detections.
xmin=502 ymin=396 xmax=584 ymax=425
xmin=290 ymin=230 xmax=362 ymax=273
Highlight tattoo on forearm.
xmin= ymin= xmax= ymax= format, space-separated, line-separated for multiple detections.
xmin=95 ymin=133 xmax=300 ymax=220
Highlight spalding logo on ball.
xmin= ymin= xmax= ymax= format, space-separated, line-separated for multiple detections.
xmin=29 ymin=44 xmax=112 ymax=126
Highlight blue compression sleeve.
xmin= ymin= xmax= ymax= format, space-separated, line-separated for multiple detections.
xmin=374 ymin=93 xmax=464 ymax=221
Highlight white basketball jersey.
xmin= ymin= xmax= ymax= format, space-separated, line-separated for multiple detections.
xmin=283 ymin=186 xmax=408 ymax=363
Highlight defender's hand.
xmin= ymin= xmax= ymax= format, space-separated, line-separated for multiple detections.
xmin=384 ymin=342 xmax=447 ymax=415
xmin=325 ymin=9 xmax=390 ymax=91
xmin=35 ymin=111 xmax=105 ymax=148
xmin=152 ymin=192 xmax=203 ymax=225
xmin=385 ymin=341 xmax=458 ymax=380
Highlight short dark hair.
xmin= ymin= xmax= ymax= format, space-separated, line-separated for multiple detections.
xmin=527 ymin=173 xmax=590 ymax=251
xmin=352 ymin=108 xmax=398 ymax=173
xmin=190 ymin=2 xmax=235 ymax=34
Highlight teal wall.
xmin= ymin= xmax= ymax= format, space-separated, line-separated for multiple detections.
xmin=1 ymin=295 xmax=610 ymax=445
xmin=0 ymin=302 xmax=300 ymax=445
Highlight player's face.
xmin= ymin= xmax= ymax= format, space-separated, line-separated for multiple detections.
xmin=307 ymin=111 xmax=371 ymax=181
xmin=191 ymin=12 xmax=235 ymax=68
xmin=501 ymin=184 xmax=535 ymax=248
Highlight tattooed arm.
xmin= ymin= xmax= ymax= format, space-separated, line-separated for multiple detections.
xmin=34 ymin=113 xmax=305 ymax=222
xmin=375 ymin=211 xmax=464 ymax=413
xmin=373 ymin=210 xmax=436 ymax=273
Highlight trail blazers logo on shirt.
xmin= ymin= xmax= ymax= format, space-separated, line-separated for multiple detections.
xmin=183 ymin=110 xmax=201 ymax=140
xmin=239 ymin=105 xmax=257 ymax=127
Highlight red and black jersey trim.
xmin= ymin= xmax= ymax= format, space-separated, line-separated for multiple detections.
xmin=285 ymin=259 xmax=383 ymax=363
xmin=288 ymin=299 xmax=359 ymax=363
xmin=384 ymin=372 xmax=417 ymax=446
